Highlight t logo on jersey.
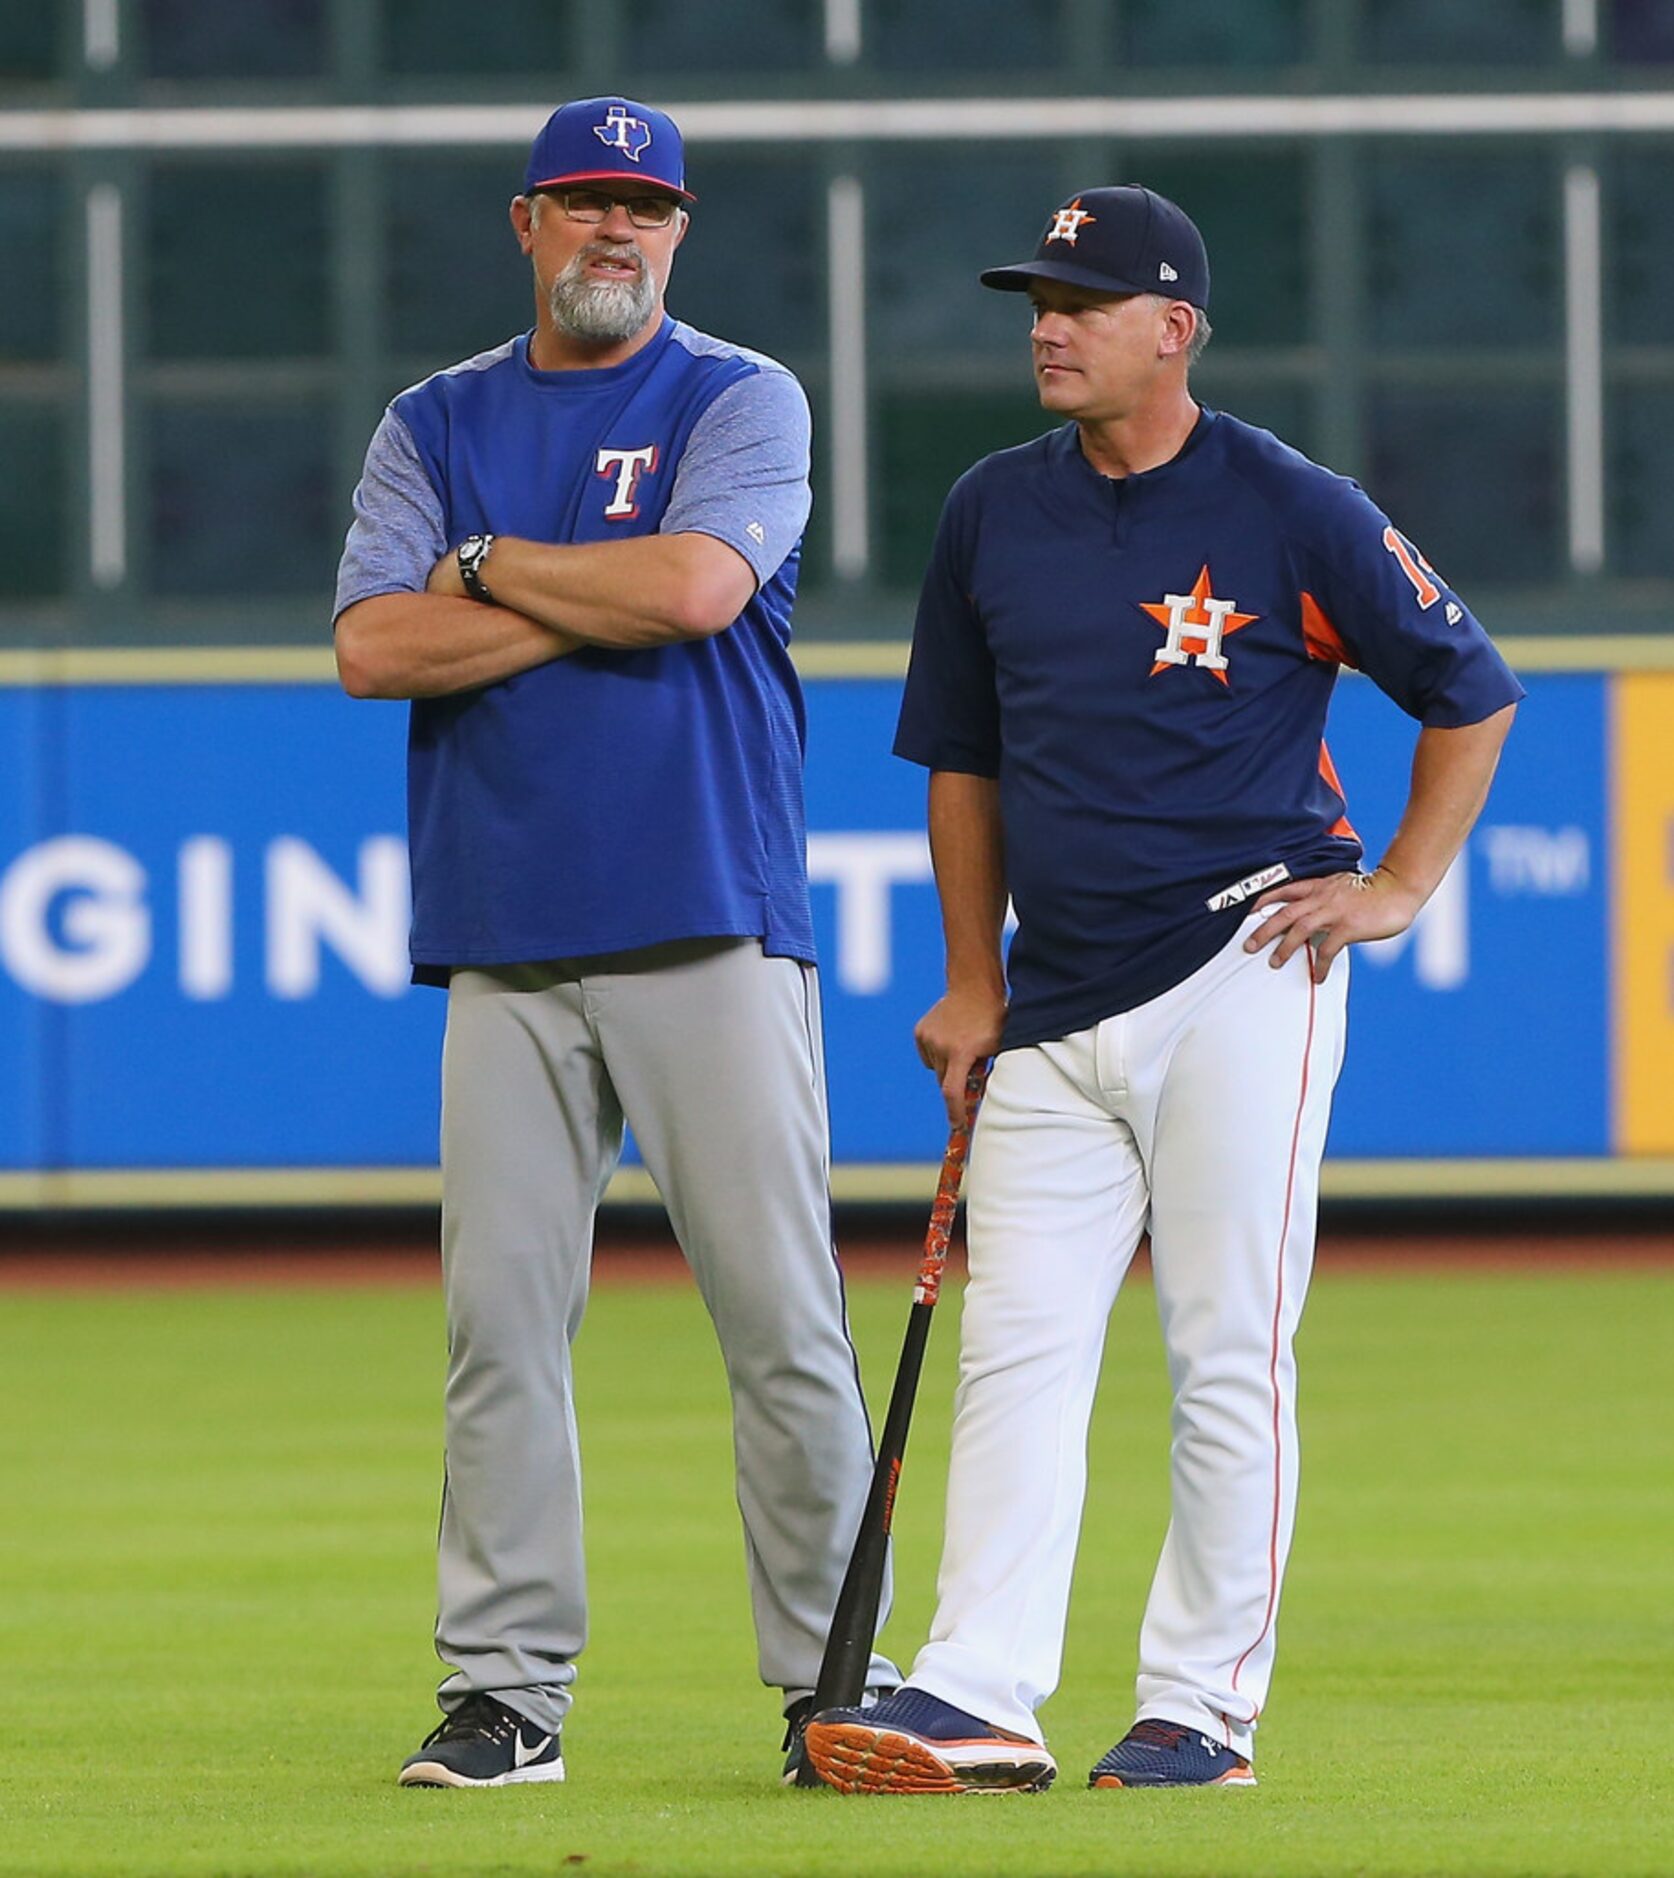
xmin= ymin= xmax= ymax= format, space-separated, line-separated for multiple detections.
xmin=594 ymin=105 xmax=652 ymax=162
xmin=1047 ymin=199 xmax=1096 ymax=246
xmin=1139 ymin=565 xmax=1259 ymax=684
xmin=596 ymin=444 xmax=659 ymax=519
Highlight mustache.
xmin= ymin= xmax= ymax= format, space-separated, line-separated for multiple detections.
xmin=574 ymin=239 xmax=645 ymax=274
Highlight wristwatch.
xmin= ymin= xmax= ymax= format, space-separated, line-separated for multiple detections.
xmin=457 ymin=533 xmax=496 ymax=604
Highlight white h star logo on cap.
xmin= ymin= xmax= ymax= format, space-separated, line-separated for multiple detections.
xmin=1047 ymin=200 xmax=1096 ymax=245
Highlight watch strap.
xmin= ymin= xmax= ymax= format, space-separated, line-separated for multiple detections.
xmin=457 ymin=533 xmax=496 ymax=604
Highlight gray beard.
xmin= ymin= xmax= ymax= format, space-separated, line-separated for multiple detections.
xmin=547 ymin=244 xmax=658 ymax=343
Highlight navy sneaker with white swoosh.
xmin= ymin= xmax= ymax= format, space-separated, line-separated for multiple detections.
xmin=398 ymin=1692 xmax=564 ymax=1787
xmin=1088 ymin=1718 xmax=1255 ymax=1788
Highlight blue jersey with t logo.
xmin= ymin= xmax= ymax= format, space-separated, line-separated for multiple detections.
xmin=894 ymin=409 xmax=1525 ymax=1050
xmin=335 ymin=318 xmax=816 ymax=980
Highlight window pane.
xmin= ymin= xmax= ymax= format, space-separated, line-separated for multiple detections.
xmin=1367 ymin=389 xmax=1561 ymax=585
xmin=878 ymin=390 xmax=1055 ymax=586
xmin=1120 ymin=0 xmax=1306 ymax=65
xmin=381 ymin=0 xmax=574 ymax=75
xmin=630 ymin=0 xmax=821 ymax=72
xmin=387 ymin=158 xmax=531 ymax=363
xmin=0 ymin=403 xmax=65 ymax=597
xmin=0 ymin=171 xmax=60 ymax=360
xmin=1609 ymin=0 xmax=1674 ymax=59
xmin=1367 ymin=149 xmax=1558 ymax=349
xmin=797 ymin=385 xmax=833 ymax=589
xmin=668 ymin=157 xmax=823 ymax=363
xmin=1361 ymin=0 xmax=1558 ymax=61
xmin=1194 ymin=380 xmax=1314 ymax=461
xmin=1610 ymin=148 xmax=1674 ymax=346
xmin=139 ymin=0 xmax=327 ymax=79
xmin=869 ymin=149 xmax=1065 ymax=361
xmin=0 ymin=11 xmax=59 ymax=81
xmin=870 ymin=0 xmax=1066 ymax=70
xmin=1122 ymin=150 xmax=1309 ymax=346
xmin=147 ymin=164 xmax=331 ymax=360
xmin=149 ymin=404 xmax=338 ymax=596
xmin=1609 ymin=387 xmax=1674 ymax=576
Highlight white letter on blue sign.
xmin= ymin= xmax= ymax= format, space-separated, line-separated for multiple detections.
xmin=0 ymin=836 xmax=151 ymax=1003
xmin=1361 ymin=854 xmax=1468 ymax=990
xmin=265 ymin=836 xmax=410 ymax=999
xmin=805 ymin=833 xmax=934 ymax=994
xmin=179 ymin=836 xmax=234 ymax=1000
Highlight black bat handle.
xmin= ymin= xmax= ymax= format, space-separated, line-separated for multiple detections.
xmin=806 ymin=1299 xmax=932 ymax=1719
xmin=796 ymin=1067 xmax=988 ymax=1775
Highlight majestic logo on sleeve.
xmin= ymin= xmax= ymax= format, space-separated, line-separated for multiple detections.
xmin=1139 ymin=565 xmax=1259 ymax=684
xmin=596 ymin=444 xmax=659 ymax=519
xmin=594 ymin=105 xmax=652 ymax=162
xmin=1046 ymin=199 xmax=1096 ymax=245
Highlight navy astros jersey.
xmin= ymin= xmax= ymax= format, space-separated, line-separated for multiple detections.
xmin=894 ymin=409 xmax=1525 ymax=1051
xmin=335 ymin=318 xmax=815 ymax=982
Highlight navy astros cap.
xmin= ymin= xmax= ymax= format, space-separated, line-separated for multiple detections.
xmin=980 ymin=185 xmax=1209 ymax=309
xmin=524 ymin=96 xmax=696 ymax=203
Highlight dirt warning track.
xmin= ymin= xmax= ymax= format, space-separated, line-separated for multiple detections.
xmin=0 ymin=1218 xmax=1669 ymax=1289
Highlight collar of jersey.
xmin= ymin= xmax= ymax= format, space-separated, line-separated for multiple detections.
xmin=1056 ymin=403 xmax=1217 ymax=487
xmin=518 ymin=315 xmax=675 ymax=389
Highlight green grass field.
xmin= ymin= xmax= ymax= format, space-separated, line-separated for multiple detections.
xmin=1 ymin=1255 xmax=1670 ymax=1877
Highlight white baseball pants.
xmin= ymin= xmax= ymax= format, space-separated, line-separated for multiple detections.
xmin=909 ymin=916 xmax=1348 ymax=1761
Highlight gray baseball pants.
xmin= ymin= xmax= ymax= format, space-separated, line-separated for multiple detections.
xmin=432 ymin=937 xmax=898 ymax=1733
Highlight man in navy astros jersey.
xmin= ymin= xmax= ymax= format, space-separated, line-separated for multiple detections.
xmin=333 ymin=97 xmax=898 ymax=1789
xmin=805 ymin=186 xmax=1520 ymax=1795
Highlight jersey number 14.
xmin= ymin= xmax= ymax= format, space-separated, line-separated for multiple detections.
xmin=1383 ymin=525 xmax=1442 ymax=609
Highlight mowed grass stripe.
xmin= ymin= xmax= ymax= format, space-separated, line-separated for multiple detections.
xmin=0 ymin=1266 xmax=1668 ymax=1877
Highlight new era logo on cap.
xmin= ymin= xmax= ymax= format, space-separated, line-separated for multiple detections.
xmin=979 ymin=184 xmax=1210 ymax=310
xmin=524 ymin=96 xmax=696 ymax=202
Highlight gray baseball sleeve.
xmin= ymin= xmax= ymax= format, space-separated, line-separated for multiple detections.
xmin=332 ymin=407 xmax=448 ymax=622
xmin=660 ymin=366 xmax=813 ymax=588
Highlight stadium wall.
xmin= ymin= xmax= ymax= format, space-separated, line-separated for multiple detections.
xmin=0 ymin=642 xmax=1666 ymax=1207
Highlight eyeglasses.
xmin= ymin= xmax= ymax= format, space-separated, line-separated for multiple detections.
xmin=544 ymin=188 xmax=682 ymax=229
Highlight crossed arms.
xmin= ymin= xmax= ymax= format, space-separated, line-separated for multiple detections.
xmin=334 ymin=532 xmax=757 ymax=700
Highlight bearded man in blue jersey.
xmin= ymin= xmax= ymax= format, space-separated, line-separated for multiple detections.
xmin=333 ymin=97 xmax=897 ymax=1789
xmin=806 ymin=186 xmax=1520 ymax=1795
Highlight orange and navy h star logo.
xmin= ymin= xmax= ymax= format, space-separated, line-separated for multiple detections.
xmin=1139 ymin=565 xmax=1259 ymax=684
xmin=1047 ymin=199 xmax=1096 ymax=246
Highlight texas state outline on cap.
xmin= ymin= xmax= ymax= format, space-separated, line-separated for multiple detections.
xmin=594 ymin=104 xmax=652 ymax=162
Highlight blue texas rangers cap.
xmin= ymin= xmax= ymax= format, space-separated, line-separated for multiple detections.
xmin=980 ymin=185 xmax=1209 ymax=309
xmin=524 ymin=96 xmax=697 ymax=203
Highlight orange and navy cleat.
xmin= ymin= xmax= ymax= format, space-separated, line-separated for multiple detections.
xmin=1088 ymin=1718 xmax=1256 ymax=1788
xmin=804 ymin=1688 xmax=1055 ymax=1795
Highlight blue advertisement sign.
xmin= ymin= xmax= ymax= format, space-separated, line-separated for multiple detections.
xmin=1322 ymin=673 xmax=1607 ymax=1156
xmin=0 ymin=670 xmax=1609 ymax=1177
xmin=0 ymin=687 xmax=436 ymax=1170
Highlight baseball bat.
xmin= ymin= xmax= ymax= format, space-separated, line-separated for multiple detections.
xmin=795 ymin=1063 xmax=989 ymax=1775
